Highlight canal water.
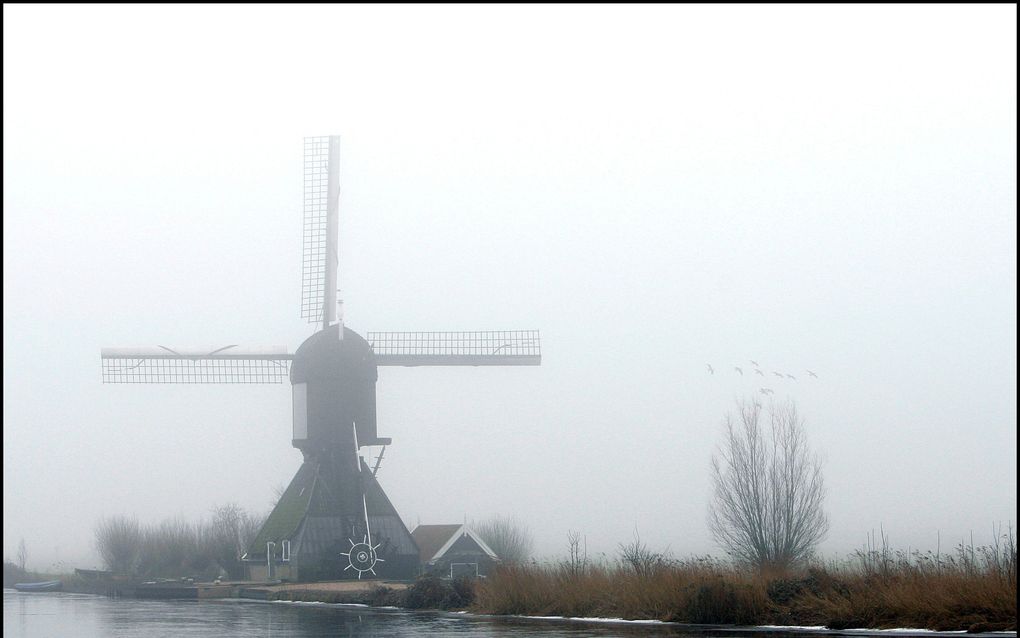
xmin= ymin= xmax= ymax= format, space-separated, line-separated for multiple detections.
xmin=2 ymin=590 xmax=710 ymax=637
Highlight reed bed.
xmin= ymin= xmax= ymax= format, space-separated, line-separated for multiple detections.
xmin=473 ymin=535 xmax=1016 ymax=631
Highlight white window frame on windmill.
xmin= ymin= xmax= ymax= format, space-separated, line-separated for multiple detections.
xmin=281 ymin=540 xmax=291 ymax=562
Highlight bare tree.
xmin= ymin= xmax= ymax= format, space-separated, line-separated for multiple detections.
xmin=16 ymin=539 xmax=27 ymax=572
xmin=473 ymin=514 xmax=535 ymax=564
xmin=95 ymin=515 xmax=142 ymax=574
xmin=709 ymin=399 xmax=829 ymax=571
xmin=209 ymin=503 xmax=266 ymax=579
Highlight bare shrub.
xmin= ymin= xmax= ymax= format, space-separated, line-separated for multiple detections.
xmin=95 ymin=506 xmax=266 ymax=579
xmin=618 ymin=530 xmax=670 ymax=574
xmin=188 ymin=520 xmax=217 ymax=576
xmin=137 ymin=517 xmax=196 ymax=577
xmin=473 ymin=514 xmax=535 ymax=564
xmin=684 ymin=577 xmax=767 ymax=624
xmin=404 ymin=575 xmax=475 ymax=609
xmin=95 ymin=515 xmax=142 ymax=574
xmin=208 ymin=503 xmax=265 ymax=579
xmin=566 ymin=530 xmax=587 ymax=576
xmin=709 ymin=399 xmax=829 ymax=571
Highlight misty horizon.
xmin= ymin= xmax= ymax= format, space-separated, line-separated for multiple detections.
xmin=3 ymin=5 xmax=1016 ymax=573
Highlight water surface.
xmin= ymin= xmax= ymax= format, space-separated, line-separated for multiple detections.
xmin=3 ymin=590 xmax=698 ymax=637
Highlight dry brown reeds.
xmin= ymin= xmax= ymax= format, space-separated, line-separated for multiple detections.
xmin=473 ymin=529 xmax=1017 ymax=631
xmin=800 ymin=527 xmax=1017 ymax=631
xmin=474 ymin=557 xmax=768 ymax=623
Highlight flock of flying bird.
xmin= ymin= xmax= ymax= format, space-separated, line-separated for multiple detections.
xmin=705 ymin=360 xmax=818 ymax=395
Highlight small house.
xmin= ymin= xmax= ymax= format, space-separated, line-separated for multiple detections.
xmin=410 ymin=524 xmax=500 ymax=578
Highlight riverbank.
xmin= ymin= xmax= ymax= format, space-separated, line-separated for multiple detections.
xmin=11 ymin=553 xmax=1015 ymax=634
xmin=6 ymin=582 xmax=1017 ymax=636
xmin=238 ymin=579 xmax=409 ymax=606
xmin=12 ymin=590 xmax=1013 ymax=638
xmin=228 ymin=597 xmax=1020 ymax=637
xmin=113 ymin=569 xmax=1020 ymax=634
xmin=59 ymin=572 xmax=411 ymax=605
xmin=472 ymin=558 xmax=1017 ymax=633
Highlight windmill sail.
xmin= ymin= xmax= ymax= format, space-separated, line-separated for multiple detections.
xmin=101 ymin=346 xmax=293 ymax=383
xmin=301 ymin=135 xmax=341 ymax=327
xmin=368 ymin=330 xmax=541 ymax=366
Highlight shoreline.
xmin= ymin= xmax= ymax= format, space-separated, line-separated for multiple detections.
xmin=12 ymin=568 xmax=1018 ymax=637
xmin=6 ymin=587 xmax=1017 ymax=637
xmin=211 ymin=595 xmax=1020 ymax=637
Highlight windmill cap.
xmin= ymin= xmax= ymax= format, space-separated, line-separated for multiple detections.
xmin=290 ymin=324 xmax=376 ymax=384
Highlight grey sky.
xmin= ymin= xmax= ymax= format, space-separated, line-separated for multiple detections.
xmin=3 ymin=5 xmax=1016 ymax=571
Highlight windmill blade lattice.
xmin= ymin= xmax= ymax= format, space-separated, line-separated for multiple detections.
xmin=368 ymin=330 xmax=541 ymax=366
xmin=301 ymin=136 xmax=340 ymax=325
xmin=101 ymin=346 xmax=293 ymax=383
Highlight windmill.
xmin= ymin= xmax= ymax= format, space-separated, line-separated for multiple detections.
xmin=100 ymin=136 xmax=541 ymax=581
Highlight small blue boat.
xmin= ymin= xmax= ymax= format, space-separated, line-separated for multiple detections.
xmin=14 ymin=580 xmax=62 ymax=592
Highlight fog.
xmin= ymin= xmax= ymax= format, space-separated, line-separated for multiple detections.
xmin=3 ymin=5 xmax=1016 ymax=572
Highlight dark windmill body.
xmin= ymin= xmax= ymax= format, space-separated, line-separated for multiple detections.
xmin=101 ymin=136 xmax=541 ymax=581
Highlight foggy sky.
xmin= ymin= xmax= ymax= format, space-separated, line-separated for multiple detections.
xmin=3 ymin=5 xmax=1016 ymax=571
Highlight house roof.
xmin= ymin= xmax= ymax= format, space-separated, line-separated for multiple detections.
xmin=410 ymin=524 xmax=499 ymax=563
xmin=411 ymin=525 xmax=462 ymax=563
xmin=246 ymin=461 xmax=316 ymax=556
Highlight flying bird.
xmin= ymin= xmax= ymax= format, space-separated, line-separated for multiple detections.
xmin=734 ymin=366 xmax=743 ymax=375
xmin=807 ymin=370 xmax=818 ymax=378
xmin=706 ymin=364 xmax=714 ymax=375
xmin=786 ymin=374 xmax=797 ymax=380
xmin=755 ymin=369 xmax=764 ymax=376
xmin=750 ymin=360 xmax=759 ymax=367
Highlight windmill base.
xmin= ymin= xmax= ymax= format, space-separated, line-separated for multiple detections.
xmin=244 ymin=457 xmax=421 ymax=581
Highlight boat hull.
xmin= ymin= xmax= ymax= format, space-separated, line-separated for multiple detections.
xmin=14 ymin=580 xmax=63 ymax=593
